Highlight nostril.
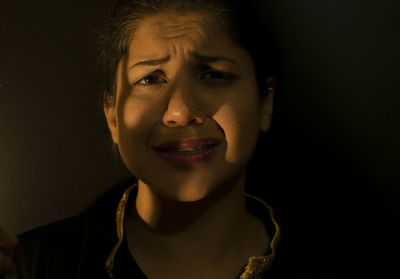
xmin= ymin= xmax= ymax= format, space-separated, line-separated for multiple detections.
xmin=163 ymin=115 xmax=204 ymax=128
xmin=162 ymin=103 xmax=205 ymax=127
xmin=166 ymin=119 xmax=178 ymax=126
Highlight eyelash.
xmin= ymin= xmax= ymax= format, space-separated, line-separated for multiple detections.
xmin=135 ymin=72 xmax=166 ymax=86
xmin=134 ymin=70 xmax=237 ymax=87
xmin=201 ymin=70 xmax=237 ymax=83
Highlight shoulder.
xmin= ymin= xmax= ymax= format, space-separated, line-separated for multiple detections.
xmin=13 ymin=214 xmax=88 ymax=279
xmin=13 ymin=177 xmax=136 ymax=279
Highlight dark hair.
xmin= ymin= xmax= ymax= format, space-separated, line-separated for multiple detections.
xmin=97 ymin=0 xmax=277 ymax=107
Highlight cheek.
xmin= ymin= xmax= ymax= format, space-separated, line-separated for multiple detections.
xmin=213 ymin=97 xmax=260 ymax=164
xmin=116 ymin=97 xmax=160 ymax=165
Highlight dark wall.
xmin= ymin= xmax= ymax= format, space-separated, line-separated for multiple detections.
xmin=250 ymin=0 xmax=400 ymax=274
xmin=0 ymin=1 xmax=130 ymax=233
xmin=1 ymin=0 xmax=399 ymax=272
xmin=264 ymin=0 xmax=400 ymax=202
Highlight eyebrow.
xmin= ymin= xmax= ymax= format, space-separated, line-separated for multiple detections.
xmin=129 ymin=52 xmax=237 ymax=70
xmin=192 ymin=52 xmax=237 ymax=65
xmin=129 ymin=56 xmax=171 ymax=69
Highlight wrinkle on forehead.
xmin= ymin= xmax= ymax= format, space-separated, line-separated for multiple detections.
xmin=138 ymin=13 xmax=217 ymax=48
xmin=128 ymin=12 xmax=237 ymax=65
xmin=161 ymin=18 xmax=210 ymax=40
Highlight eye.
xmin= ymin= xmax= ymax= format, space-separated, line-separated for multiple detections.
xmin=135 ymin=72 xmax=167 ymax=86
xmin=201 ymin=70 xmax=238 ymax=83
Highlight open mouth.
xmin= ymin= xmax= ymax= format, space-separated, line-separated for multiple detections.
xmin=158 ymin=143 xmax=217 ymax=154
xmin=153 ymin=139 xmax=220 ymax=164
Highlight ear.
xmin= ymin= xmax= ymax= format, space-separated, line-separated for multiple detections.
xmin=103 ymin=91 xmax=119 ymax=144
xmin=259 ymin=76 xmax=275 ymax=132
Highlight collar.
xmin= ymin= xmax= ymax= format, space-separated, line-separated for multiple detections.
xmin=105 ymin=183 xmax=280 ymax=279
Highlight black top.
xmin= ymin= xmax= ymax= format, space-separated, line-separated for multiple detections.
xmin=12 ymin=177 xmax=400 ymax=278
xmin=13 ymin=178 xmax=282 ymax=279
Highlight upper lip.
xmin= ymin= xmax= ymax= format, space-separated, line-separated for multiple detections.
xmin=153 ymin=138 xmax=221 ymax=151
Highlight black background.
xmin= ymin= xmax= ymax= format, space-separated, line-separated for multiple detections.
xmin=1 ymin=0 xmax=399 ymax=276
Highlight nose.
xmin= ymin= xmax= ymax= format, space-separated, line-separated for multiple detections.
xmin=162 ymin=81 xmax=205 ymax=128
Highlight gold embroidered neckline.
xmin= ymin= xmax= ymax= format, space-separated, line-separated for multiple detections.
xmin=105 ymin=184 xmax=135 ymax=278
xmin=105 ymin=184 xmax=281 ymax=279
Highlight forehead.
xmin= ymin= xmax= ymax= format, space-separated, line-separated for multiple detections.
xmin=128 ymin=12 xmax=238 ymax=60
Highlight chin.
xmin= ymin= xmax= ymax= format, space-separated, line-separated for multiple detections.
xmin=127 ymin=150 xmax=246 ymax=203
xmin=173 ymin=188 xmax=210 ymax=202
xmin=139 ymin=167 xmax=243 ymax=204
xmin=146 ymin=176 xmax=216 ymax=202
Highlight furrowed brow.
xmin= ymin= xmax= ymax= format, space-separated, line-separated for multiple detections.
xmin=129 ymin=56 xmax=170 ymax=69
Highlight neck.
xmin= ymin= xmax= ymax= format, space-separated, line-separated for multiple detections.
xmin=125 ymin=173 xmax=270 ymax=278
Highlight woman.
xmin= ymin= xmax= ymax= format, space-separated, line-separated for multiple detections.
xmin=0 ymin=0 xmax=280 ymax=278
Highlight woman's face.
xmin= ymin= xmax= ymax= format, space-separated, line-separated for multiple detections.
xmin=104 ymin=12 xmax=273 ymax=202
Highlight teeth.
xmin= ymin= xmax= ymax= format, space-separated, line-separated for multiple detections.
xmin=172 ymin=144 xmax=212 ymax=154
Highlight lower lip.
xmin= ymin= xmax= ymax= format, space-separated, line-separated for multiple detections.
xmin=154 ymin=144 xmax=219 ymax=164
